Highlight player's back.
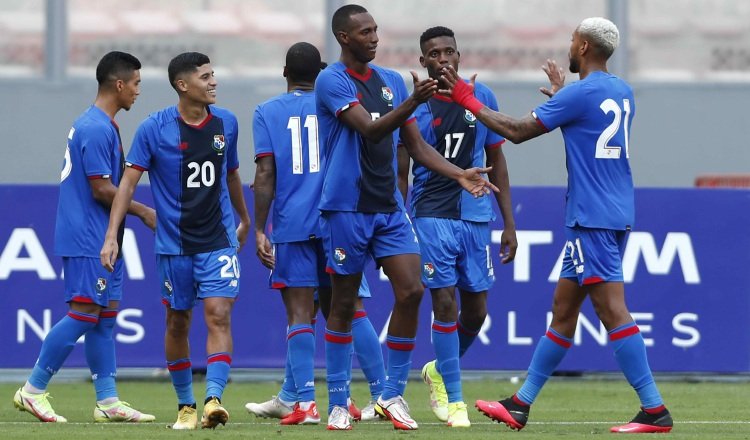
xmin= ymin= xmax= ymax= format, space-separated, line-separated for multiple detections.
xmin=253 ymin=90 xmax=323 ymax=243
xmin=534 ymin=71 xmax=635 ymax=230
xmin=55 ymin=106 xmax=121 ymax=257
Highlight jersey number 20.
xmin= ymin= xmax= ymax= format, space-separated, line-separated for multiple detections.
xmin=596 ymin=98 xmax=631 ymax=160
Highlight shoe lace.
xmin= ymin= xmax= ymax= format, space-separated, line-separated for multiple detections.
xmin=34 ymin=393 xmax=55 ymax=413
xmin=178 ymin=407 xmax=195 ymax=422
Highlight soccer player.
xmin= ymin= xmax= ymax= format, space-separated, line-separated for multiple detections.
xmin=316 ymin=4 xmax=497 ymax=431
xmin=245 ymin=42 xmax=385 ymax=425
xmin=408 ymin=26 xmax=518 ymax=428
xmin=12 ymin=51 xmax=156 ymax=424
xmin=100 ymin=52 xmax=251 ymax=430
xmin=442 ymin=17 xmax=673 ymax=434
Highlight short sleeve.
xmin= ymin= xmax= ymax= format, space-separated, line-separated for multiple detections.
xmin=533 ymin=83 xmax=586 ymax=132
xmin=478 ymin=85 xmax=505 ymax=149
xmin=126 ymin=118 xmax=155 ymax=171
xmin=225 ymin=112 xmax=240 ymax=171
xmin=252 ymin=105 xmax=273 ymax=160
xmin=316 ymin=69 xmax=359 ymax=117
xmin=80 ymin=123 xmax=115 ymax=178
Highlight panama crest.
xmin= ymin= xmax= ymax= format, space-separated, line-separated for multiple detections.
xmin=164 ymin=279 xmax=173 ymax=295
xmin=334 ymin=248 xmax=347 ymax=264
xmin=213 ymin=134 xmax=226 ymax=154
xmin=381 ymin=86 xmax=394 ymax=103
xmin=95 ymin=277 xmax=107 ymax=294
xmin=423 ymin=262 xmax=435 ymax=279
xmin=464 ymin=109 xmax=477 ymax=125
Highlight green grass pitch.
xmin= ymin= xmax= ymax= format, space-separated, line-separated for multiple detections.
xmin=1 ymin=377 xmax=748 ymax=439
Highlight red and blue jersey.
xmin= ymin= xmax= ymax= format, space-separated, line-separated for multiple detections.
xmin=55 ymin=105 xmax=124 ymax=257
xmin=533 ymin=71 xmax=635 ymax=230
xmin=315 ymin=62 xmax=411 ymax=213
xmin=411 ymin=81 xmax=504 ymax=222
xmin=253 ymin=90 xmax=323 ymax=243
xmin=126 ymin=105 xmax=240 ymax=255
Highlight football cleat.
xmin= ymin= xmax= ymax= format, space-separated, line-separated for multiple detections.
xmin=610 ymin=407 xmax=673 ymax=433
xmin=475 ymin=396 xmax=529 ymax=430
xmin=359 ymin=400 xmax=386 ymax=421
xmin=280 ymin=402 xmax=320 ymax=425
xmin=421 ymin=360 xmax=449 ymax=422
xmin=171 ymin=405 xmax=198 ymax=430
xmin=94 ymin=400 xmax=155 ymax=423
xmin=201 ymin=397 xmax=229 ymax=429
xmin=348 ymin=398 xmax=361 ymax=421
xmin=376 ymin=395 xmax=418 ymax=430
xmin=245 ymin=395 xmax=293 ymax=419
xmin=326 ymin=405 xmax=353 ymax=430
xmin=13 ymin=388 xmax=67 ymax=423
xmin=447 ymin=401 xmax=471 ymax=428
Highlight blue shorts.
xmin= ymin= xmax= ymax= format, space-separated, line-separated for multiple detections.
xmin=157 ymin=247 xmax=240 ymax=310
xmin=270 ymin=239 xmax=331 ymax=289
xmin=414 ymin=217 xmax=494 ymax=292
xmin=559 ymin=226 xmax=627 ymax=285
xmin=63 ymin=257 xmax=123 ymax=307
xmin=320 ymin=210 xmax=420 ymax=275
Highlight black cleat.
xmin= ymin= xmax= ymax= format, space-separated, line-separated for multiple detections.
xmin=610 ymin=407 xmax=673 ymax=433
xmin=475 ymin=395 xmax=529 ymax=431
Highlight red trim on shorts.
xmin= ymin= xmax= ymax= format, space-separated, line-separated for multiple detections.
xmin=67 ymin=311 xmax=98 ymax=323
xmin=271 ymin=282 xmax=287 ymax=289
xmin=167 ymin=361 xmax=191 ymax=371
xmin=162 ymin=298 xmax=170 ymax=307
xmin=609 ymin=325 xmax=640 ymax=341
xmin=583 ymin=276 xmax=604 ymax=285
xmin=325 ymin=266 xmax=337 ymax=274
xmin=288 ymin=327 xmax=315 ymax=339
xmin=325 ymin=333 xmax=353 ymax=344
xmin=100 ymin=310 xmax=118 ymax=319
xmin=353 ymin=310 xmax=367 ymax=320
xmin=545 ymin=330 xmax=572 ymax=348
xmin=432 ymin=322 xmax=458 ymax=333
xmin=71 ymin=296 xmax=94 ymax=304
xmin=207 ymin=353 xmax=233 ymax=364
xmin=386 ymin=341 xmax=415 ymax=351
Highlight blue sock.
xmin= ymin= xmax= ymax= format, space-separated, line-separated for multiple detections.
xmin=85 ymin=310 xmax=118 ymax=401
xmin=457 ymin=316 xmax=481 ymax=358
xmin=325 ymin=328 xmax=352 ymax=413
xmin=28 ymin=311 xmax=98 ymax=390
xmin=352 ymin=310 xmax=385 ymax=401
xmin=205 ymin=353 xmax=231 ymax=401
xmin=516 ymin=328 xmax=571 ymax=405
xmin=610 ymin=322 xmax=664 ymax=409
xmin=167 ymin=358 xmax=195 ymax=405
xmin=278 ymin=352 xmax=298 ymax=403
xmin=433 ymin=320 xmax=462 ymax=403
xmin=382 ymin=335 xmax=415 ymax=400
xmin=288 ymin=324 xmax=315 ymax=402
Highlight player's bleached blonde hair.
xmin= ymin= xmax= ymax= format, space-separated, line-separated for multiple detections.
xmin=578 ymin=17 xmax=619 ymax=59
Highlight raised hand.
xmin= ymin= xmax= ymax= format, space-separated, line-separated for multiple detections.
xmin=439 ymin=65 xmax=483 ymax=115
xmin=410 ymin=70 xmax=438 ymax=103
xmin=540 ymin=59 xmax=565 ymax=97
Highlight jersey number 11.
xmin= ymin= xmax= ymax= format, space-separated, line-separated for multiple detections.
xmin=288 ymin=115 xmax=320 ymax=174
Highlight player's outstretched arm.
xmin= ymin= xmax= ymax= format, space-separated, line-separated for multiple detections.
xmin=252 ymin=155 xmax=275 ymax=269
xmin=338 ymin=71 xmax=436 ymax=143
xmin=486 ymin=146 xmax=517 ymax=263
xmin=101 ymin=167 xmax=143 ymax=272
xmin=400 ymin=122 xmax=498 ymax=197
xmin=440 ymin=66 xmax=546 ymax=144
xmin=227 ymin=168 xmax=251 ymax=252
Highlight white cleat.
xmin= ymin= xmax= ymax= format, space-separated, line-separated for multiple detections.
xmin=376 ymin=395 xmax=418 ymax=430
xmin=94 ymin=400 xmax=155 ymax=422
xmin=359 ymin=400 xmax=386 ymax=421
xmin=245 ymin=395 xmax=293 ymax=419
xmin=326 ymin=405 xmax=353 ymax=430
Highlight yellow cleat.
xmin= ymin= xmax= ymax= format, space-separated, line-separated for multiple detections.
xmin=171 ymin=405 xmax=198 ymax=430
xmin=421 ymin=360 xmax=449 ymax=422
xmin=201 ymin=397 xmax=229 ymax=429
xmin=447 ymin=401 xmax=471 ymax=428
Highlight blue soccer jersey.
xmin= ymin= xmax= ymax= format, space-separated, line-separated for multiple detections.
xmin=55 ymin=105 xmax=124 ymax=257
xmin=315 ymin=62 xmax=411 ymax=213
xmin=411 ymin=82 xmax=505 ymax=222
xmin=126 ymin=105 xmax=240 ymax=255
xmin=254 ymin=90 xmax=324 ymax=243
xmin=533 ymin=71 xmax=635 ymax=230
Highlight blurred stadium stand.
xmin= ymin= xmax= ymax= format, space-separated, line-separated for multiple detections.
xmin=2 ymin=0 xmax=750 ymax=80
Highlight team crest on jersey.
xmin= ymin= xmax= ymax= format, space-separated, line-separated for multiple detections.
xmin=423 ymin=262 xmax=435 ymax=279
xmin=213 ymin=135 xmax=226 ymax=155
xmin=95 ymin=278 xmax=107 ymax=294
xmin=164 ymin=279 xmax=173 ymax=295
xmin=381 ymin=86 xmax=394 ymax=104
xmin=334 ymin=248 xmax=347 ymax=264
xmin=464 ymin=109 xmax=477 ymax=125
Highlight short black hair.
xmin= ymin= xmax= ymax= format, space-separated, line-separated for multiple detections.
xmin=168 ymin=52 xmax=211 ymax=90
xmin=331 ymin=4 xmax=368 ymax=34
xmin=96 ymin=51 xmax=141 ymax=86
xmin=419 ymin=26 xmax=456 ymax=53
xmin=286 ymin=42 xmax=326 ymax=83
